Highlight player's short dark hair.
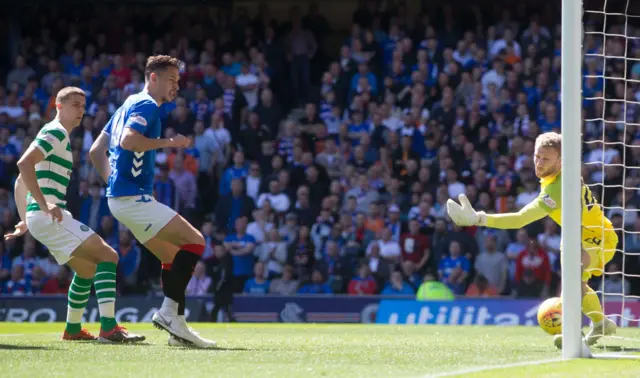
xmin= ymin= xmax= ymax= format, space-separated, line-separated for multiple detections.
xmin=56 ymin=86 xmax=86 ymax=104
xmin=535 ymin=132 xmax=562 ymax=154
xmin=144 ymin=55 xmax=182 ymax=80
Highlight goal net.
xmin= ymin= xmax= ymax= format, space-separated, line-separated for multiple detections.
xmin=563 ymin=0 xmax=640 ymax=358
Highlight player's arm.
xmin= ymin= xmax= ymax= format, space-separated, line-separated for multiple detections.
xmin=120 ymin=128 xmax=187 ymax=152
xmin=484 ymin=200 xmax=548 ymax=229
xmin=14 ymin=174 xmax=27 ymax=222
xmin=4 ymin=174 xmax=28 ymax=240
xmin=446 ymin=194 xmax=548 ymax=229
xmin=119 ymin=103 xmax=188 ymax=152
xmin=89 ymin=131 xmax=111 ymax=184
xmin=16 ymin=140 xmax=62 ymax=222
xmin=17 ymin=145 xmax=49 ymax=210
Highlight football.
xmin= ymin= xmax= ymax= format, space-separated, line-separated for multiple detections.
xmin=537 ymin=297 xmax=563 ymax=335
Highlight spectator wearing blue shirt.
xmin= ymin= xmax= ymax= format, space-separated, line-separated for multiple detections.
xmin=422 ymin=136 xmax=439 ymax=162
xmin=538 ymin=103 xmax=561 ymax=132
xmin=347 ymin=111 xmax=370 ymax=147
xmin=12 ymin=239 xmax=38 ymax=284
xmin=5 ymin=265 xmax=30 ymax=295
xmin=58 ymin=45 xmax=74 ymax=73
xmin=381 ymin=271 xmax=416 ymax=296
xmin=0 ymin=127 xmax=18 ymax=189
xmin=98 ymin=215 xmax=119 ymax=249
xmin=583 ymin=76 xmax=602 ymax=109
xmin=80 ymin=182 xmax=111 ymax=233
xmin=29 ymin=266 xmax=47 ymax=295
xmin=219 ymin=150 xmax=249 ymax=196
xmin=64 ymin=49 xmax=85 ymax=78
xmin=224 ymin=216 xmax=257 ymax=293
xmin=115 ymin=230 xmax=141 ymax=294
xmin=221 ymin=53 xmax=241 ymax=77
xmin=0 ymin=243 xmax=12 ymax=292
xmin=438 ymin=241 xmax=471 ymax=295
xmin=243 ymin=262 xmax=270 ymax=295
xmin=388 ymin=60 xmax=410 ymax=86
xmin=154 ymin=164 xmax=177 ymax=209
xmin=190 ymin=87 xmax=213 ymax=122
xmin=350 ymin=63 xmax=378 ymax=96
xmin=382 ymin=25 xmax=402 ymax=65
xmin=78 ymin=67 xmax=97 ymax=105
xmin=215 ymin=178 xmax=255 ymax=233
xmin=297 ymin=269 xmax=332 ymax=294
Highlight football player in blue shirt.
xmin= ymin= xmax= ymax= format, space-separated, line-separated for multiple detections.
xmin=90 ymin=55 xmax=215 ymax=348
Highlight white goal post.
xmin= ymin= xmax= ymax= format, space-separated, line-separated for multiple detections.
xmin=560 ymin=0 xmax=586 ymax=360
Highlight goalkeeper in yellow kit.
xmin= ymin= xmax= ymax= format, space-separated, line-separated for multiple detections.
xmin=447 ymin=132 xmax=617 ymax=348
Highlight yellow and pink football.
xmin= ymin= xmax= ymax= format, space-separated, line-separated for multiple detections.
xmin=537 ymin=297 xmax=563 ymax=335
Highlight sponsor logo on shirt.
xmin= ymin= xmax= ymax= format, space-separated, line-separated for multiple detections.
xmin=129 ymin=113 xmax=147 ymax=126
xmin=541 ymin=194 xmax=556 ymax=208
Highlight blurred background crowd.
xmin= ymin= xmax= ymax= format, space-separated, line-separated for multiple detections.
xmin=1 ymin=0 xmax=639 ymax=302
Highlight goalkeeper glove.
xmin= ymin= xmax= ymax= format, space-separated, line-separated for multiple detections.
xmin=446 ymin=194 xmax=487 ymax=227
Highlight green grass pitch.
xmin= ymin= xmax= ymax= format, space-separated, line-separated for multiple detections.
xmin=1 ymin=323 xmax=639 ymax=377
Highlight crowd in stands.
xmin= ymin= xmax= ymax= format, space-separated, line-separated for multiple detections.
xmin=1 ymin=1 xmax=639 ymax=301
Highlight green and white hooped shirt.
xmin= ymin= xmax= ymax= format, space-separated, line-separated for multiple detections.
xmin=26 ymin=119 xmax=73 ymax=213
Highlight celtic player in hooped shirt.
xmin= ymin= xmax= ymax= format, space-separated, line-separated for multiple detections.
xmin=6 ymin=86 xmax=144 ymax=343
xmin=447 ymin=132 xmax=617 ymax=348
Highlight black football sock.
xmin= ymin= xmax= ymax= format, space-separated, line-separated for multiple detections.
xmin=172 ymin=245 xmax=204 ymax=317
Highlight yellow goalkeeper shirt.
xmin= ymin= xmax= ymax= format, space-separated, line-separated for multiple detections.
xmin=486 ymin=171 xmax=615 ymax=239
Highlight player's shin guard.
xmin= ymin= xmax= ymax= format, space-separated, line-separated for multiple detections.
xmin=94 ymin=262 xmax=118 ymax=332
xmin=66 ymin=274 xmax=92 ymax=334
xmin=172 ymin=244 xmax=204 ymax=314
xmin=582 ymin=285 xmax=605 ymax=324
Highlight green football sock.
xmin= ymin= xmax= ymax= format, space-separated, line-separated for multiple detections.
xmin=94 ymin=262 xmax=118 ymax=332
xmin=66 ymin=275 xmax=92 ymax=334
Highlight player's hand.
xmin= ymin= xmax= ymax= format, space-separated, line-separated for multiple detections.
xmin=170 ymin=134 xmax=191 ymax=148
xmin=446 ymin=194 xmax=487 ymax=227
xmin=4 ymin=221 xmax=27 ymax=240
xmin=43 ymin=203 xmax=64 ymax=223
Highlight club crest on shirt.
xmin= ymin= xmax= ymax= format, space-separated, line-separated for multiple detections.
xmin=542 ymin=194 xmax=556 ymax=208
xmin=129 ymin=113 xmax=147 ymax=126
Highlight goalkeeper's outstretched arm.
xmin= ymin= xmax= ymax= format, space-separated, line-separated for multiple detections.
xmin=484 ymin=200 xmax=547 ymax=229
xmin=447 ymin=194 xmax=547 ymax=229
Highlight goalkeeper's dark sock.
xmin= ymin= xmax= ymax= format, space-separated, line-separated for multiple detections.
xmin=66 ymin=274 xmax=92 ymax=334
xmin=94 ymin=262 xmax=118 ymax=332
xmin=172 ymin=244 xmax=204 ymax=316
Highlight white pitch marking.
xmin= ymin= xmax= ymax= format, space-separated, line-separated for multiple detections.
xmin=0 ymin=332 xmax=60 ymax=337
xmin=422 ymin=358 xmax=564 ymax=378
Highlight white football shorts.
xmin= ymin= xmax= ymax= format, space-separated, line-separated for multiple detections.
xmin=108 ymin=195 xmax=177 ymax=244
xmin=26 ymin=209 xmax=95 ymax=265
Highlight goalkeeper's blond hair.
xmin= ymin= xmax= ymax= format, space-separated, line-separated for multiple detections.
xmin=535 ymin=132 xmax=562 ymax=154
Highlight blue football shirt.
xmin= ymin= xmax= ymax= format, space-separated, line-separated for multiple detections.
xmin=103 ymin=91 xmax=162 ymax=197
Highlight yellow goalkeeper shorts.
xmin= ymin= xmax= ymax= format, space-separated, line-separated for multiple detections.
xmin=580 ymin=231 xmax=618 ymax=282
